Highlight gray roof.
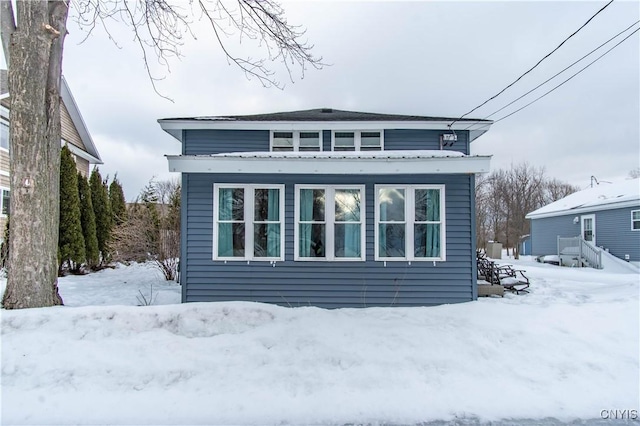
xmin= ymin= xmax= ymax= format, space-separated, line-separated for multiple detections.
xmin=163 ymin=108 xmax=490 ymax=123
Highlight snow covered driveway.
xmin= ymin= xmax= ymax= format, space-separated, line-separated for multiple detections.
xmin=1 ymin=260 xmax=638 ymax=425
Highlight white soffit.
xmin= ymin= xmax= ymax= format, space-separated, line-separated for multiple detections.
xmin=166 ymin=154 xmax=492 ymax=175
xmin=64 ymin=141 xmax=102 ymax=165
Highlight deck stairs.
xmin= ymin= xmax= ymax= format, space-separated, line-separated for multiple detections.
xmin=557 ymin=237 xmax=602 ymax=269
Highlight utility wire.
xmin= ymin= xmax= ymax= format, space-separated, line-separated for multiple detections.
xmin=449 ymin=0 xmax=615 ymax=127
xmin=464 ymin=20 xmax=640 ymax=131
xmin=467 ymin=27 xmax=640 ymax=133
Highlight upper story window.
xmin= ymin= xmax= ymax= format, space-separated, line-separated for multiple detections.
xmin=1 ymin=188 xmax=9 ymax=216
xmin=213 ymin=184 xmax=285 ymax=261
xmin=375 ymin=185 xmax=445 ymax=261
xmin=331 ymin=131 xmax=382 ymax=151
xmin=1 ymin=121 xmax=9 ymax=150
xmin=632 ymin=210 xmax=640 ymax=231
xmin=271 ymin=131 xmax=322 ymax=152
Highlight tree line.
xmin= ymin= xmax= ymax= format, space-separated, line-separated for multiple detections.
xmin=475 ymin=162 xmax=579 ymax=259
xmin=57 ymin=145 xmax=126 ymax=273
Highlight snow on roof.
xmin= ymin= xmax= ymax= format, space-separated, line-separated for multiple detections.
xmin=208 ymin=150 xmax=467 ymax=159
xmin=527 ymin=179 xmax=640 ymax=219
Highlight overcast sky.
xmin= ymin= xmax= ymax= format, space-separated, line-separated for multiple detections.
xmin=11 ymin=1 xmax=640 ymax=198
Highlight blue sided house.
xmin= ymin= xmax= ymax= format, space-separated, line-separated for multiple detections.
xmin=160 ymin=108 xmax=493 ymax=308
xmin=526 ymin=179 xmax=640 ymax=268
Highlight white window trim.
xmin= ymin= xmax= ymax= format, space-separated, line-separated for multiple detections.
xmin=331 ymin=130 xmax=384 ymax=151
xmin=294 ymin=184 xmax=366 ymax=262
xmin=0 ymin=187 xmax=9 ymax=217
xmin=212 ymin=183 xmax=285 ymax=261
xmin=270 ymin=130 xmax=323 ymax=151
xmin=374 ymin=184 xmax=446 ymax=262
xmin=632 ymin=210 xmax=640 ymax=231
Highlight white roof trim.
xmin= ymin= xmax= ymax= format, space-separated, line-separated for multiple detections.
xmin=64 ymin=141 xmax=103 ymax=165
xmin=60 ymin=76 xmax=102 ymax=163
xmin=526 ymin=200 xmax=640 ymax=220
xmin=158 ymin=119 xmax=493 ymax=142
xmin=166 ymin=153 xmax=491 ymax=175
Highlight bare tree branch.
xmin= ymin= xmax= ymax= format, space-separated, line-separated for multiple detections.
xmin=70 ymin=0 xmax=324 ymax=97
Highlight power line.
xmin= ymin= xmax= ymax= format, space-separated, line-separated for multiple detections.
xmin=467 ymin=27 xmax=640 ymax=133
xmin=450 ymin=0 xmax=615 ymax=127
xmin=464 ymin=20 xmax=640 ymax=131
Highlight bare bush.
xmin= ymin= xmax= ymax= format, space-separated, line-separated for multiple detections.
xmin=111 ymin=179 xmax=180 ymax=281
xmin=111 ymin=203 xmax=158 ymax=263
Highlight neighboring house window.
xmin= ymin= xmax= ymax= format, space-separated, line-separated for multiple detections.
xmin=375 ymin=185 xmax=445 ymax=261
xmin=0 ymin=121 xmax=8 ymax=150
xmin=1 ymin=188 xmax=9 ymax=216
xmin=331 ymin=131 xmax=383 ymax=151
xmin=295 ymin=185 xmax=365 ymax=261
xmin=213 ymin=184 xmax=284 ymax=261
xmin=271 ymin=131 xmax=322 ymax=151
xmin=632 ymin=210 xmax=640 ymax=231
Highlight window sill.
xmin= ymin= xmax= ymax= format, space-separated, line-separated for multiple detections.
xmin=213 ymin=258 xmax=285 ymax=262
xmin=376 ymin=258 xmax=446 ymax=262
xmin=294 ymin=257 xmax=366 ymax=262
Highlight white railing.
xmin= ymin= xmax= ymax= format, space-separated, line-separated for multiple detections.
xmin=557 ymin=236 xmax=602 ymax=269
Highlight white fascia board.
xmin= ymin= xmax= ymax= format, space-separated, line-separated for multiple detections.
xmin=64 ymin=141 xmax=103 ymax=165
xmin=159 ymin=119 xmax=493 ymax=139
xmin=60 ymin=76 xmax=102 ymax=162
xmin=167 ymin=155 xmax=492 ymax=175
xmin=526 ymin=200 xmax=640 ymax=220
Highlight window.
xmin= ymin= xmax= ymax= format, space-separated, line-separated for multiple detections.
xmin=295 ymin=185 xmax=365 ymax=261
xmin=271 ymin=131 xmax=321 ymax=151
xmin=334 ymin=132 xmax=355 ymax=151
xmin=1 ymin=121 xmax=8 ymax=150
xmin=1 ymin=188 xmax=9 ymax=216
xmin=375 ymin=185 xmax=445 ymax=261
xmin=332 ymin=131 xmax=382 ymax=151
xmin=213 ymin=184 xmax=284 ymax=260
xmin=360 ymin=132 xmax=382 ymax=151
xmin=299 ymin=132 xmax=321 ymax=151
xmin=632 ymin=210 xmax=640 ymax=231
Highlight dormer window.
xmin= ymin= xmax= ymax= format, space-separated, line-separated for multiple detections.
xmin=361 ymin=132 xmax=382 ymax=151
xmin=271 ymin=131 xmax=322 ymax=151
xmin=331 ymin=130 xmax=383 ymax=151
xmin=299 ymin=132 xmax=321 ymax=151
xmin=0 ymin=121 xmax=9 ymax=150
xmin=272 ymin=132 xmax=293 ymax=151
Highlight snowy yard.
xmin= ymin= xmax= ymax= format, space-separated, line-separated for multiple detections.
xmin=1 ymin=259 xmax=638 ymax=425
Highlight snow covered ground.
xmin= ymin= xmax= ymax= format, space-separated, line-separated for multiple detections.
xmin=1 ymin=259 xmax=638 ymax=425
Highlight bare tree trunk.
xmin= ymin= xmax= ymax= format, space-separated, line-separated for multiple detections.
xmin=2 ymin=1 xmax=69 ymax=309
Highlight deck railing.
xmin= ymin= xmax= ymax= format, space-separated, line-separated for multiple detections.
xmin=557 ymin=236 xmax=602 ymax=269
